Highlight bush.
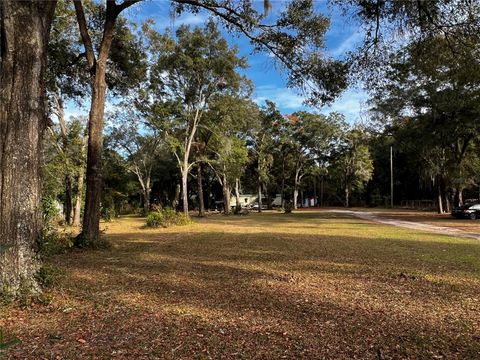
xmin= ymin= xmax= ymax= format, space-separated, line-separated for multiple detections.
xmin=35 ymin=263 xmax=61 ymax=288
xmin=42 ymin=196 xmax=60 ymax=224
xmin=175 ymin=212 xmax=192 ymax=226
xmin=38 ymin=229 xmax=74 ymax=257
xmin=145 ymin=209 xmax=192 ymax=228
xmin=146 ymin=211 xmax=164 ymax=228
xmin=284 ymin=201 xmax=293 ymax=214
xmin=101 ymin=207 xmax=116 ymax=222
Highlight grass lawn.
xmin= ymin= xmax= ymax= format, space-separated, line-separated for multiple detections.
xmin=2 ymin=211 xmax=480 ymax=359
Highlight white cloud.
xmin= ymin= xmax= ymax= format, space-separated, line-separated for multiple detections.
xmin=328 ymin=31 xmax=363 ymax=58
xmin=253 ymin=85 xmax=306 ymax=111
xmin=173 ymin=13 xmax=207 ymax=27
xmin=154 ymin=12 xmax=208 ymax=31
xmin=321 ymin=88 xmax=369 ymax=123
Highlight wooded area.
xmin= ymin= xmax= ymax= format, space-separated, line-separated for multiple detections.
xmin=1 ymin=0 xmax=480 ymax=357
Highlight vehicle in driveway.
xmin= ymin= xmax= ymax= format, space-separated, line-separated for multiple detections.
xmin=451 ymin=203 xmax=480 ymax=219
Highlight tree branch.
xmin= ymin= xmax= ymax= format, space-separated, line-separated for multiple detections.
xmin=114 ymin=0 xmax=142 ymax=16
xmin=73 ymin=0 xmax=96 ymax=71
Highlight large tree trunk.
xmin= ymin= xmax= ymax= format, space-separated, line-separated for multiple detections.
xmin=143 ymin=188 xmax=151 ymax=215
xmin=0 ymin=0 xmax=56 ymax=297
xmin=79 ymin=61 xmax=108 ymax=246
xmin=197 ymin=164 xmax=205 ymax=217
xmin=75 ymin=0 xmax=138 ymax=246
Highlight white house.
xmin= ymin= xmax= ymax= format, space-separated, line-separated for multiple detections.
xmin=229 ymin=194 xmax=283 ymax=208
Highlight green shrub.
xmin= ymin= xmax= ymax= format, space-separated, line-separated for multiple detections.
xmin=42 ymin=196 xmax=60 ymax=224
xmin=101 ymin=207 xmax=116 ymax=222
xmin=38 ymin=229 xmax=73 ymax=257
xmin=175 ymin=212 xmax=193 ymax=226
xmin=146 ymin=211 xmax=164 ymax=228
xmin=145 ymin=209 xmax=192 ymax=228
xmin=35 ymin=263 xmax=60 ymax=288
xmin=284 ymin=201 xmax=293 ymax=214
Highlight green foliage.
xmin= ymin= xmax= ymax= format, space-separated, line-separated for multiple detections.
xmin=331 ymin=128 xmax=374 ymax=206
xmin=101 ymin=148 xmax=136 ymax=219
xmin=101 ymin=207 xmax=117 ymax=222
xmin=146 ymin=211 xmax=163 ymax=228
xmin=145 ymin=209 xmax=192 ymax=228
xmin=41 ymin=195 xmax=60 ymax=224
xmin=38 ymin=228 xmax=74 ymax=257
xmin=47 ymin=0 xmax=146 ymax=98
xmin=367 ymin=34 xmax=480 ymax=206
xmin=171 ymin=0 xmax=348 ymax=106
xmin=0 ymin=327 xmax=21 ymax=354
xmin=35 ymin=264 xmax=61 ymax=289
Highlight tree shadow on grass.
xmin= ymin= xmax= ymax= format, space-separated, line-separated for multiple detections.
xmin=10 ymin=238 xmax=480 ymax=359
xmin=5 ymin=214 xmax=480 ymax=359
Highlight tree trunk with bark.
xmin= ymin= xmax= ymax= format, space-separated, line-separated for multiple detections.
xmin=197 ymin=164 xmax=205 ymax=216
xmin=293 ymin=172 xmax=300 ymax=210
xmin=0 ymin=0 xmax=56 ymax=297
xmin=73 ymin=134 xmax=87 ymax=227
xmin=73 ymin=162 xmax=85 ymax=227
xmin=235 ymin=178 xmax=241 ymax=210
xmin=53 ymin=94 xmax=73 ymax=225
xmin=74 ymin=0 xmax=139 ymax=246
xmin=293 ymin=188 xmax=299 ymax=210
xmin=80 ymin=61 xmax=108 ymax=246
xmin=222 ymin=173 xmax=230 ymax=215
xmin=173 ymin=184 xmax=181 ymax=210
xmin=437 ymin=181 xmax=444 ymax=214
xmin=345 ymin=185 xmax=350 ymax=208
xmin=181 ymin=165 xmax=189 ymax=214
xmin=143 ymin=188 xmax=151 ymax=214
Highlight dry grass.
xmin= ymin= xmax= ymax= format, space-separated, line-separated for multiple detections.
xmin=2 ymin=210 xmax=480 ymax=359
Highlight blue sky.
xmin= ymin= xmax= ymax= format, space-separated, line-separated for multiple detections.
xmin=67 ymin=1 xmax=369 ymax=122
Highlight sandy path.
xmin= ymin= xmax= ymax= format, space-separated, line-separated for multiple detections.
xmin=330 ymin=209 xmax=480 ymax=240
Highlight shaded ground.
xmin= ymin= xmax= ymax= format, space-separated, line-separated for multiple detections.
xmin=2 ymin=211 xmax=480 ymax=359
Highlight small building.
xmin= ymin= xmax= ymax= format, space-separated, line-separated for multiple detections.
xmin=229 ymin=194 xmax=257 ymax=208
xmin=229 ymin=194 xmax=283 ymax=209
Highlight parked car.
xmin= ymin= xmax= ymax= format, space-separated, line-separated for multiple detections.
xmin=451 ymin=203 xmax=480 ymax=219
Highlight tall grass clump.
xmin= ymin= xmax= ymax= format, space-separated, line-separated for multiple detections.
xmin=146 ymin=208 xmax=192 ymax=228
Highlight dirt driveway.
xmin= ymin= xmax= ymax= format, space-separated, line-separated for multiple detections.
xmin=326 ymin=208 xmax=480 ymax=240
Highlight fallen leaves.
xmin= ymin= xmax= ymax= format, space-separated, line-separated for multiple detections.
xmin=2 ymin=212 xmax=480 ymax=359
